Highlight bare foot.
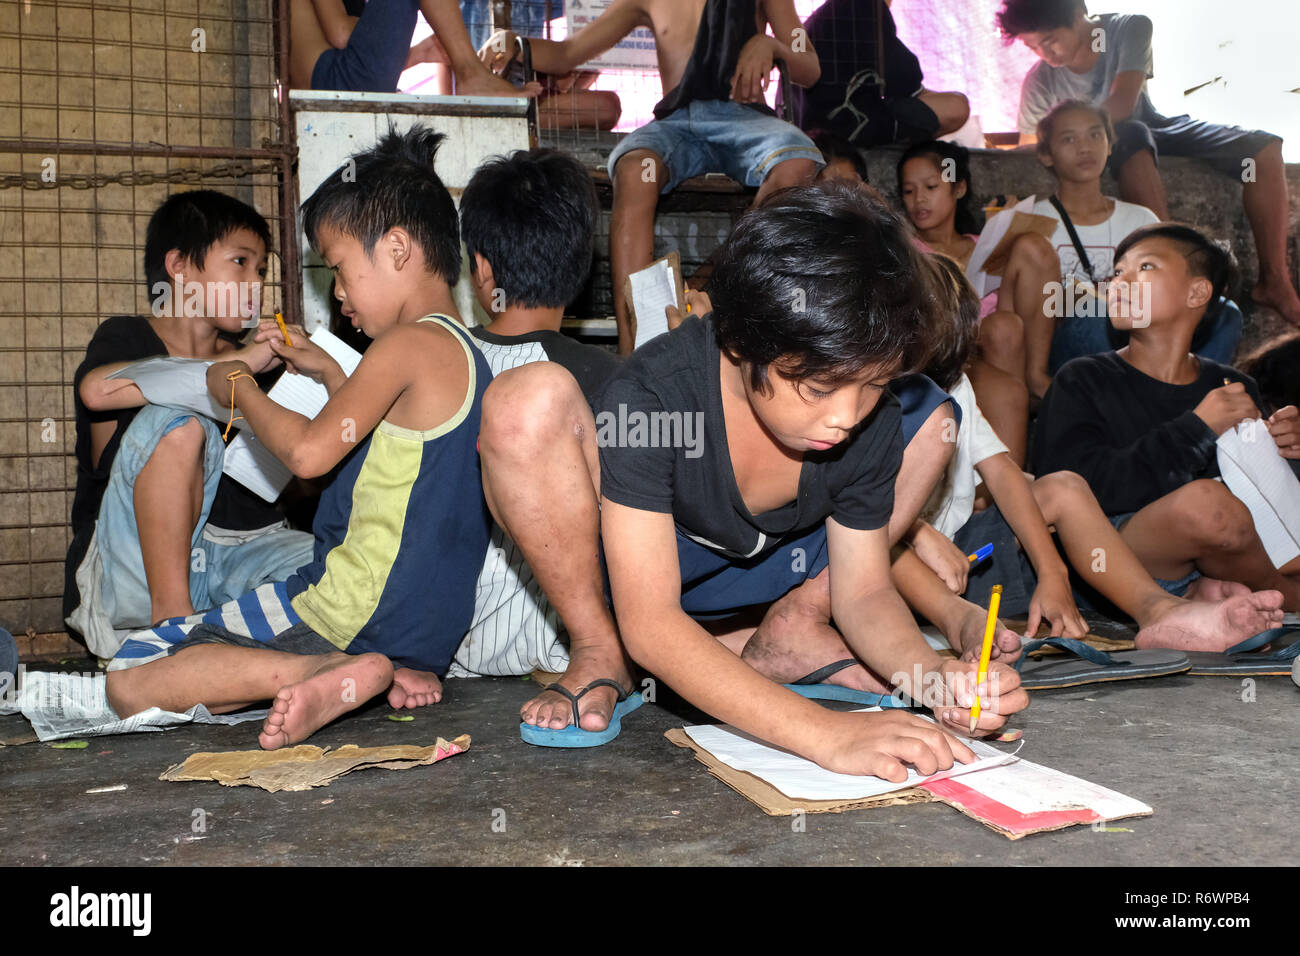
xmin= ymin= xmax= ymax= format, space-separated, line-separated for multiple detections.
xmin=520 ymin=642 xmax=634 ymax=733
xmin=259 ymin=652 xmax=394 ymax=750
xmin=1252 ymin=276 xmax=1300 ymax=328
xmin=454 ymin=68 xmax=542 ymax=99
xmin=1135 ymin=591 xmax=1285 ymax=653
xmin=951 ymin=606 xmax=1023 ymax=662
xmin=388 ymin=667 xmax=443 ymax=709
xmin=1184 ymin=576 xmax=1252 ymax=602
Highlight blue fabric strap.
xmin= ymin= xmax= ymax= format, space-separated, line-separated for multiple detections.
xmin=1224 ymin=627 xmax=1300 ymax=658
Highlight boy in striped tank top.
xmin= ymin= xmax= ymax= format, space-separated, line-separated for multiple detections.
xmin=105 ymin=127 xmax=494 ymax=750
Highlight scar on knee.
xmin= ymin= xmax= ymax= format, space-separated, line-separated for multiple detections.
xmin=573 ymin=422 xmax=585 ymax=441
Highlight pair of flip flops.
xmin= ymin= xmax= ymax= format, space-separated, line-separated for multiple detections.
xmin=519 ymin=678 xmax=645 ymax=748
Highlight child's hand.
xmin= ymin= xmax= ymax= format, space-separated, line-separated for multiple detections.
xmin=233 ymin=320 xmax=288 ymax=373
xmin=813 ymin=708 xmax=977 ymax=780
xmin=730 ymin=34 xmax=775 ymax=103
xmin=269 ymin=327 xmax=341 ymax=384
xmin=664 ymin=289 xmax=713 ymax=331
xmin=206 ymin=359 xmax=253 ymax=402
xmin=479 ymin=30 xmax=521 ymax=73
xmin=928 ymin=658 xmax=1028 ymax=738
xmin=1024 ymin=573 xmax=1088 ymax=639
xmin=911 ymin=523 xmax=969 ymax=594
xmin=1194 ymin=381 xmax=1260 ymax=436
xmin=1266 ymin=405 xmax=1300 ymax=459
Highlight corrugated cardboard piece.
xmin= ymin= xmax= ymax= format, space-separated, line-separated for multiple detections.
xmin=664 ymin=728 xmax=937 ymax=816
xmin=160 ymin=735 xmax=470 ymax=792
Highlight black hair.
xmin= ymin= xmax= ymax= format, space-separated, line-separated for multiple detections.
xmin=1238 ymin=333 xmax=1300 ymax=416
xmin=460 ymin=148 xmax=597 ymax=309
xmin=997 ymin=0 xmax=1086 ymax=38
xmin=1036 ymin=99 xmax=1114 ymax=163
xmin=896 ymin=140 xmax=980 ymax=236
xmin=922 ymin=253 xmax=982 ymax=391
xmin=1113 ymin=222 xmax=1237 ymax=310
xmin=301 ymin=124 xmax=461 ymax=285
xmin=808 ymin=128 xmax=869 ymax=183
xmin=143 ymin=189 xmax=271 ymax=296
xmin=711 ymin=181 xmax=935 ymax=394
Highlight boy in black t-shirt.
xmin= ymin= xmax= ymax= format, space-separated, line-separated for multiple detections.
xmin=68 ymin=191 xmax=313 ymax=659
xmin=599 ymin=184 xmax=1026 ymax=776
xmin=1035 ymin=222 xmax=1299 ymax=611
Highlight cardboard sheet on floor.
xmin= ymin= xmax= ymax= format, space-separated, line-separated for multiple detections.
xmin=159 ymin=735 xmax=471 ymax=792
xmin=668 ymin=715 xmax=1150 ymax=838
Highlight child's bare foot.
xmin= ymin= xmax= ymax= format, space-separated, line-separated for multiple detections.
xmin=1184 ymin=576 xmax=1252 ymax=602
xmin=388 ymin=667 xmax=442 ymax=709
xmin=952 ymin=606 xmax=1023 ymax=662
xmin=455 ymin=68 xmax=542 ymax=99
xmin=521 ymin=642 xmax=633 ymax=733
xmin=1135 ymin=591 xmax=1285 ymax=653
xmin=259 ymin=652 xmax=394 ymax=750
xmin=1251 ymin=276 xmax=1300 ymax=328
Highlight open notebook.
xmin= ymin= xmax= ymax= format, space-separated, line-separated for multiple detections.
xmin=1217 ymin=419 xmax=1300 ymax=568
xmin=625 ymin=251 xmax=684 ymax=350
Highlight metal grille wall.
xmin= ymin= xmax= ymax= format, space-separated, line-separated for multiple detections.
xmin=0 ymin=0 xmax=295 ymax=637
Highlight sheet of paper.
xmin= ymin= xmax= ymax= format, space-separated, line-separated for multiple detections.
xmin=1217 ymin=419 xmax=1300 ymax=567
xmin=106 ymin=357 xmax=227 ymax=421
xmin=938 ymin=755 xmax=1151 ymax=818
xmin=630 ymin=259 xmax=680 ymax=349
xmin=18 ymin=669 xmax=265 ymax=742
xmin=682 ymin=709 xmax=1019 ymax=801
xmin=221 ymin=328 xmax=363 ymax=501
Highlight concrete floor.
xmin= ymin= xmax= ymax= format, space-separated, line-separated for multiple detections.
xmin=2 ymin=654 xmax=1297 ymax=867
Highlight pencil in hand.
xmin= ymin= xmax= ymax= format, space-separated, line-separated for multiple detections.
xmin=275 ymin=311 xmax=294 ymax=347
xmin=969 ymin=584 xmax=1002 ymax=734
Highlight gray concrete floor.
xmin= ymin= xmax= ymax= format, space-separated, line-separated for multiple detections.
xmin=2 ymin=655 xmax=1297 ymax=867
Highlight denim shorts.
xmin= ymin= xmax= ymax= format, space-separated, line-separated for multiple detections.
xmin=607 ymin=99 xmax=825 ymax=194
xmin=1106 ymin=511 xmax=1200 ymax=597
xmin=676 ymin=524 xmax=830 ymax=619
xmin=68 ymin=404 xmax=315 ymax=659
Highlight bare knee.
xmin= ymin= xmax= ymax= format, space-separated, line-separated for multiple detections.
xmin=979 ymin=310 xmax=1025 ymax=359
xmin=613 ymin=149 xmax=666 ymax=205
xmin=105 ymin=668 xmax=149 ymax=718
xmin=1008 ymin=232 xmax=1057 ymax=273
xmin=480 ymin=363 xmax=587 ymax=464
xmin=1178 ymin=480 xmax=1255 ymax=552
xmin=151 ymin=417 xmax=206 ymax=466
xmin=763 ymin=158 xmax=818 ymax=191
xmin=1031 ymin=470 xmax=1091 ymax=519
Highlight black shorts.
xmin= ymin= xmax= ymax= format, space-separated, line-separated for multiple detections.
xmin=1109 ymin=114 xmax=1281 ymax=179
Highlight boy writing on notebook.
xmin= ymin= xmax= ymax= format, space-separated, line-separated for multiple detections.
xmin=68 ymin=190 xmax=314 ymax=660
xmin=1035 ymin=222 xmax=1300 ymax=612
xmin=596 ymin=184 xmax=1027 ymax=777
xmin=899 ymin=254 xmax=1284 ymax=655
xmin=105 ymin=127 xmax=495 ymax=749
xmin=481 ymin=0 xmax=825 ymax=354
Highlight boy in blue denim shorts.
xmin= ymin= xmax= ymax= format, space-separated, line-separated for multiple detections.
xmin=482 ymin=0 xmax=825 ymax=354
xmin=67 ymin=191 xmax=314 ymax=660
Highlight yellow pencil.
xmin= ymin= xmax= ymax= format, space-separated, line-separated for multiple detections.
xmin=969 ymin=584 xmax=1002 ymax=734
xmin=275 ymin=311 xmax=293 ymax=347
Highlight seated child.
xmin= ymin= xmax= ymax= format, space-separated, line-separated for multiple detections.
xmin=482 ymin=0 xmax=825 ymax=354
xmin=1035 ymin=222 xmax=1300 ymax=611
xmin=68 ymin=191 xmax=315 ymax=659
xmin=104 ymin=127 xmax=495 ymax=749
xmin=1239 ymin=333 xmax=1300 ymax=434
xmin=595 ymin=183 xmax=1029 ymax=777
xmin=1022 ymin=100 xmax=1243 ymax=380
xmin=455 ymin=148 xmax=623 ymax=715
xmin=781 ymin=0 xmax=970 ymax=145
xmin=896 ymin=141 xmax=1032 ymax=463
xmin=999 ymin=0 xmax=1300 ymax=327
xmin=290 ymin=0 xmax=527 ymax=95
xmin=902 ymin=253 xmax=1284 ymax=653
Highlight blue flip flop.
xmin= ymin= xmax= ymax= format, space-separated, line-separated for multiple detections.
xmin=782 ymin=659 xmax=909 ymax=708
xmin=1184 ymin=626 xmax=1300 ymax=676
xmin=519 ymin=678 xmax=645 ymax=748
